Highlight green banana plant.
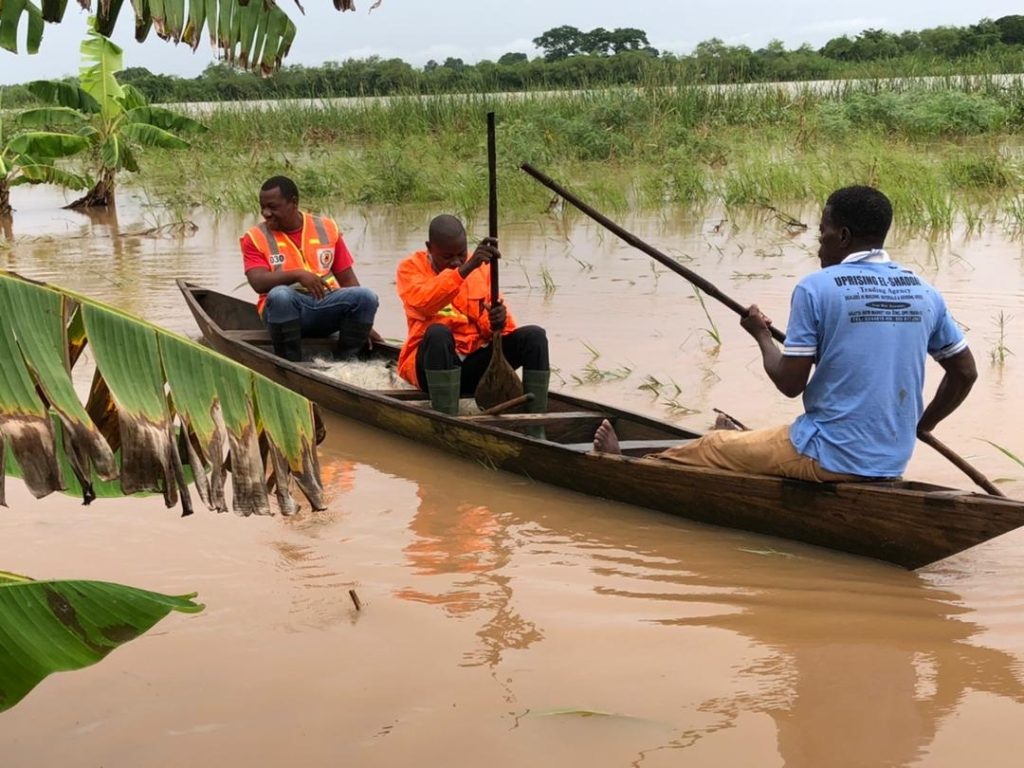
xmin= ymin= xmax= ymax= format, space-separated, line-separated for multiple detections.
xmin=0 ymin=0 xmax=380 ymax=74
xmin=0 ymin=570 xmax=204 ymax=713
xmin=0 ymin=270 xmax=325 ymax=516
xmin=22 ymin=21 xmax=207 ymax=208
xmin=0 ymin=98 xmax=91 ymax=217
xmin=0 ymin=269 xmax=326 ymax=715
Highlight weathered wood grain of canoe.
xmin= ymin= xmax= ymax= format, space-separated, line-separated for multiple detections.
xmin=178 ymin=281 xmax=1024 ymax=569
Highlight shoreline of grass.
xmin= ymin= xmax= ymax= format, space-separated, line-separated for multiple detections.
xmin=43 ymin=80 xmax=1024 ymax=235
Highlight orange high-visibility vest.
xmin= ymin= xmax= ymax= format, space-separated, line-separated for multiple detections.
xmin=245 ymin=212 xmax=343 ymax=315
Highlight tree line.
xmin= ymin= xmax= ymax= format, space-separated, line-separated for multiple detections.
xmin=3 ymin=16 xmax=1023 ymax=105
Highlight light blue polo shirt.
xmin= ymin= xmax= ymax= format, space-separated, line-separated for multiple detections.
xmin=785 ymin=249 xmax=967 ymax=477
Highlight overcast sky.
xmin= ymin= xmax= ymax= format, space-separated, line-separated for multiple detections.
xmin=1 ymin=0 xmax=1021 ymax=85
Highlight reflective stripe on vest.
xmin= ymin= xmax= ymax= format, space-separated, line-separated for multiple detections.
xmin=309 ymin=216 xmax=340 ymax=290
xmin=258 ymin=222 xmax=286 ymax=271
xmin=311 ymin=215 xmax=329 ymax=246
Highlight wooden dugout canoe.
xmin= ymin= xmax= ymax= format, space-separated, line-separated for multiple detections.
xmin=179 ymin=281 xmax=1024 ymax=569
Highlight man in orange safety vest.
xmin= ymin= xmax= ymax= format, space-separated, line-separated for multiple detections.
xmin=241 ymin=175 xmax=380 ymax=362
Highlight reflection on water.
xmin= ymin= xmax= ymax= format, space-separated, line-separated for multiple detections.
xmin=396 ymin=488 xmax=544 ymax=670
xmin=2 ymin=187 xmax=1024 ymax=766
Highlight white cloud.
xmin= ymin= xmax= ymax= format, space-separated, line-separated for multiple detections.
xmin=792 ymin=17 xmax=890 ymax=36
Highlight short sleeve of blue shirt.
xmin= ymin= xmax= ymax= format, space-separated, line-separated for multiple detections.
xmin=783 ymin=282 xmax=818 ymax=357
xmin=928 ymin=295 xmax=968 ymax=360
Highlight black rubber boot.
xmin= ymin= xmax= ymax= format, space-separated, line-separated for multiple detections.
xmin=424 ymin=368 xmax=461 ymax=416
xmin=267 ymin=319 xmax=302 ymax=363
xmin=335 ymin=321 xmax=373 ymax=360
xmin=522 ymin=369 xmax=550 ymax=439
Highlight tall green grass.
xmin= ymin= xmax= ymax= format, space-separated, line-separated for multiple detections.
xmin=132 ymin=80 xmax=1024 ymax=233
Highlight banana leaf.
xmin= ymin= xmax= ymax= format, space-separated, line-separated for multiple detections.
xmin=11 ymin=165 xmax=91 ymax=189
xmin=98 ymin=133 xmax=117 ymax=170
xmin=95 ymin=0 xmax=126 ymax=36
xmin=0 ymin=293 xmax=61 ymax=505
xmin=79 ymin=21 xmax=125 ymax=121
xmin=119 ymin=122 xmax=190 ymax=150
xmin=0 ymin=570 xmax=203 ymax=713
xmin=163 ymin=0 xmax=186 ymax=41
xmin=118 ymin=82 xmax=149 ymax=111
xmin=159 ymin=333 xmax=228 ymax=512
xmin=0 ymin=278 xmax=117 ymax=503
xmin=15 ymin=107 xmax=91 ymax=131
xmin=2 ymin=1 xmax=371 ymax=73
xmin=118 ymin=141 xmax=140 ymax=173
xmin=0 ymin=0 xmax=44 ymax=55
xmin=4 ymin=415 xmax=134 ymax=500
xmin=130 ymin=0 xmax=153 ymax=42
xmin=254 ymin=375 xmax=323 ymax=516
xmin=125 ymin=105 xmax=207 ymax=134
xmin=182 ymin=0 xmax=207 ymax=50
xmin=25 ymin=81 xmax=101 ymax=115
xmin=0 ymin=270 xmax=325 ymax=515
xmin=40 ymin=0 xmax=70 ymax=23
xmin=7 ymin=130 xmax=90 ymax=158
xmin=260 ymin=6 xmax=294 ymax=75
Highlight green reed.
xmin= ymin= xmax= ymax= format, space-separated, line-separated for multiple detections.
xmin=692 ymin=286 xmax=722 ymax=346
xmin=117 ymin=82 xmax=1024 ymax=235
xmin=539 ymin=264 xmax=557 ymax=295
xmin=979 ymin=440 xmax=1024 ymax=470
xmin=990 ymin=311 xmax=1014 ymax=366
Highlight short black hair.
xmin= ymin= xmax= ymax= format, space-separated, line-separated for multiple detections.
xmin=428 ymin=214 xmax=465 ymax=243
xmin=261 ymin=175 xmax=299 ymax=202
xmin=825 ymin=186 xmax=892 ymax=242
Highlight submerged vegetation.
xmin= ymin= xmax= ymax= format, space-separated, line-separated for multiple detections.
xmin=101 ymin=77 xmax=1024 ymax=235
xmin=990 ymin=311 xmax=1015 ymax=365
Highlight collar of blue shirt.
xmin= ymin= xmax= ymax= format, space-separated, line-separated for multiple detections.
xmin=841 ymin=248 xmax=891 ymax=264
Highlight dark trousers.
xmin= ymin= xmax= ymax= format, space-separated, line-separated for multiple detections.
xmin=415 ymin=324 xmax=549 ymax=395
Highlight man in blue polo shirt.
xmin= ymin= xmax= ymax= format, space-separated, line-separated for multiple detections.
xmin=593 ymin=185 xmax=978 ymax=481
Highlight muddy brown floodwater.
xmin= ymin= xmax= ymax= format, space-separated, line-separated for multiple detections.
xmin=2 ymin=185 xmax=1024 ymax=767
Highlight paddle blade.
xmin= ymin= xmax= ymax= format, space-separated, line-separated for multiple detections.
xmin=474 ymin=334 xmax=522 ymax=409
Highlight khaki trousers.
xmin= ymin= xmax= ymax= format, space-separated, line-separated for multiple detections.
xmin=648 ymin=424 xmax=864 ymax=483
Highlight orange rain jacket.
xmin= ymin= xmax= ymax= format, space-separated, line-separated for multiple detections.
xmin=396 ymin=250 xmax=517 ymax=387
xmin=244 ymin=212 xmax=342 ymax=316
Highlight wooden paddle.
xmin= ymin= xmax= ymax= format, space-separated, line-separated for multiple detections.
xmin=917 ymin=432 xmax=1004 ymax=496
xmin=475 ymin=112 xmax=523 ymax=409
xmin=521 ymin=162 xmax=1006 ymax=497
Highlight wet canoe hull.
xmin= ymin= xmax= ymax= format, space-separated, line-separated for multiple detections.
xmin=179 ymin=281 xmax=1024 ymax=569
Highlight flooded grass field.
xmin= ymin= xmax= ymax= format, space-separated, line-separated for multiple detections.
xmin=2 ymin=185 xmax=1024 ymax=766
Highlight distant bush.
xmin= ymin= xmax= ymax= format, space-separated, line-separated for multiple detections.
xmin=943 ymin=152 xmax=1012 ymax=188
xmin=819 ymin=90 xmax=1010 ymax=136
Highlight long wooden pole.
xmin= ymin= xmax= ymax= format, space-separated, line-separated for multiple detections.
xmin=521 ymin=162 xmax=1006 ymax=498
xmin=488 ymin=112 xmax=499 ymax=300
xmin=521 ymin=162 xmax=786 ymax=343
xmin=474 ymin=112 xmax=522 ymax=409
xmin=916 ymin=432 xmax=1005 ymax=496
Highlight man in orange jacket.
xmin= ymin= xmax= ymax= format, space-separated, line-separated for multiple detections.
xmin=396 ymin=214 xmax=549 ymax=418
xmin=241 ymin=175 xmax=379 ymax=362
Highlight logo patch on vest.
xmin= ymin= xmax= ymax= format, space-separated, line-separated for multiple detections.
xmin=317 ymin=248 xmax=334 ymax=269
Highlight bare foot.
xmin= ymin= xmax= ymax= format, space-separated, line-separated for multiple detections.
xmin=593 ymin=419 xmax=621 ymax=454
xmin=713 ymin=412 xmax=742 ymax=430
